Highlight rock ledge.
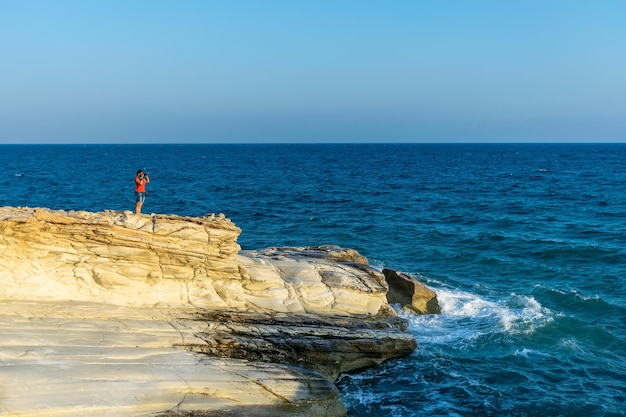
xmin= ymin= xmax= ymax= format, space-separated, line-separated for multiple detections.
xmin=0 ymin=207 xmax=437 ymax=416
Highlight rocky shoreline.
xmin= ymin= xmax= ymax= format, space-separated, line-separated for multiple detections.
xmin=0 ymin=207 xmax=439 ymax=416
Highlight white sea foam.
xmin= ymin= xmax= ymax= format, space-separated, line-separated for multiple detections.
xmin=559 ymin=337 xmax=584 ymax=352
xmin=437 ymin=289 xmax=499 ymax=317
xmin=514 ymin=347 xmax=533 ymax=357
xmin=401 ymin=288 xmax=553 ymax=346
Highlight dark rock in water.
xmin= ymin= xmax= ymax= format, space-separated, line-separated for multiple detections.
xmin=383 ymin=269 xmax=442 ymax=314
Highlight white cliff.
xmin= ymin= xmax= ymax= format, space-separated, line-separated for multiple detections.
xmin=0 ymin=207 xmax=436 ymax=416
xmin=0 ymin=207 xmax=391 ymax=315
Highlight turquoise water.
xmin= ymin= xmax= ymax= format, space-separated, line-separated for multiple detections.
xmin=1 ymin=143 xmax=625 ymax=416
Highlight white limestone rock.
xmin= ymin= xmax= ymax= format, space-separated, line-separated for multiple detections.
xmin=0 ymin=301 xmax=345 ymax=417
xmin=0 ymin=207 xmax=419 ymax=417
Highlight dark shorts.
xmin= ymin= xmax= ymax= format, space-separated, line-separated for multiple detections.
xmin=135 ymin=192 xmax=146 ymax=203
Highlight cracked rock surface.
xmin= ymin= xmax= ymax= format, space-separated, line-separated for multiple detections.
xmin=0 ymin=302 xmax=346 ymax=417
xmin=0 ymin=207 xmax=426 ymax=416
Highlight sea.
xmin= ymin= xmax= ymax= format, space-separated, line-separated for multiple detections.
xmin=1 ymin=143 xmax=624 ymax=417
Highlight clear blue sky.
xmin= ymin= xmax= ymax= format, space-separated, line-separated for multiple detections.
xmin=1 ymin=0 xmax=624 ymax=143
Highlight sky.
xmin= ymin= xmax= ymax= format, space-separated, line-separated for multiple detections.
xmin=1 ymin=1 xmax=625 ymax=144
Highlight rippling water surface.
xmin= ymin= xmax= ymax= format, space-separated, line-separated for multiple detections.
xmin=1 ymin=143 xmax=625 ymax=416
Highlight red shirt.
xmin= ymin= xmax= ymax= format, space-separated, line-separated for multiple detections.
xmin=135 ymin=177 xmax=147 ymax=193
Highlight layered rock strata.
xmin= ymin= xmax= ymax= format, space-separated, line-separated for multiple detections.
xmin=185 ymin=310 xmax=415 ymax=382
xmin=0 ymin=207 xmax=243 ymax=307
xmin=0 ymin=207 xmax=436 ymax=416
xmin=0 ymin=301 xmax=346 ymax=417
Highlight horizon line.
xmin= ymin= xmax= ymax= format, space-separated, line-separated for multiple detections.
xmin=0 ymin=141 xmax=625 ymax=146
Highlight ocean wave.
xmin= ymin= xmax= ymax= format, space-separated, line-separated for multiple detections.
xmin=533 ymin=285 xmax=626 ymax=316
xmin=402 ymin=289 xmax=554 ymax=346
xmin=513 ymin=347 xmax=550 ymax=357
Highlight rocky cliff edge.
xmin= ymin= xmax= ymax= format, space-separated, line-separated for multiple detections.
xmin=0 ymin=207 xmax=439 ymax=417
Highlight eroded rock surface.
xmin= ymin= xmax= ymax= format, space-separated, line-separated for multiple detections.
xmin=185 ymin=310 xmax=416 ymax=381
xmin=0 ymin=207 xmax=242 ymax=308
xmin=0 ymin=208 xmax=396 ymax=317
xmin=0 ymin=207 xmax=429 ymax=417
xmin=238 ymin=246 xmax=393 ymax=315
xmin=0 ymin=301 xmax=346 ymax=417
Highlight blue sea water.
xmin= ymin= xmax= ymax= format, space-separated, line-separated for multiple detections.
xmin=1 ymin=143 xmax=625 ymax=416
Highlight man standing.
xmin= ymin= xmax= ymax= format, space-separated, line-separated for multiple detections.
xmin=134 ymin=170 xmax=150 ymax=214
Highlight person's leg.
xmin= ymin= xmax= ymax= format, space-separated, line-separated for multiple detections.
xmin=135 ymin=193 xmax=144 ymax=214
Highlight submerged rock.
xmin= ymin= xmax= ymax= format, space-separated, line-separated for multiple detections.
xmin=0 ymin=207 xmax=433 ymax=416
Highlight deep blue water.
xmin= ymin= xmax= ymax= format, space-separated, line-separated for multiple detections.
xmin=1 ymin=143 xmax=625 ymax=416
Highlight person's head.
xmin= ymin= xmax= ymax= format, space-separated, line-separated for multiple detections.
xmin=137 ymin=170 xmax=144 ymax=177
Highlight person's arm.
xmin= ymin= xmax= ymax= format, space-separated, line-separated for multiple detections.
xmin=144 ymin=174 xmax=150 ymax=183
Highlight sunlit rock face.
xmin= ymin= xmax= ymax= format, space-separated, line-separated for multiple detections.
xmin=0 ymin=208 xmax=395 ymax=316
xmin=237 ymin=246 xmax=393 ymax=315
xmin=0 ymin=207 xmax=242 ymax=308
xmin=0 ymin=207 xmax=423 ymax=416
